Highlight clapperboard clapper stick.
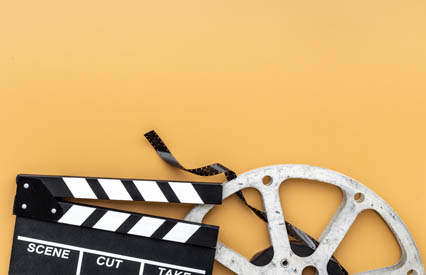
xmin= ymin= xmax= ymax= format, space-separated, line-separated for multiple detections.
xmin=9 ymin=174 xmax=222 ymax=275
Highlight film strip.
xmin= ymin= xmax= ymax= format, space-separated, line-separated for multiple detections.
xmin=145 ymin=130 xmax=237 ymax=181
xmin=145 ymin=130 xmax=347 ymax=274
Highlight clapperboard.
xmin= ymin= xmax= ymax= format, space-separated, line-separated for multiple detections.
xmin=9 ymin=174 xmax=222 ymax=275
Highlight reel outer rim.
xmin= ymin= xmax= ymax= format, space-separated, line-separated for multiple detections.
xmin=184 ymin=164 xmax=425 ymax=275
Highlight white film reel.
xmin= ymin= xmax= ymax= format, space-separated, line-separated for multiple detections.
xmin=185 ymin=165 xmax=424 ymax=275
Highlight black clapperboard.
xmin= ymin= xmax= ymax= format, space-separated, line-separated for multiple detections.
xmin=9 ymin=174 xmax=222 ymax=275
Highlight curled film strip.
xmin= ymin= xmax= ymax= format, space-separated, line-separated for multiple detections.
xmin=144 ymin=130 xmax=347 ymax=274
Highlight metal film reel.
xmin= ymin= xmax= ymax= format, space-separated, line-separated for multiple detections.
xmin=185 ymin=165 xmax=425 ymax=275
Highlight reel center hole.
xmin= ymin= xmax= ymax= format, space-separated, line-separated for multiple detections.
xmin=280 ymin=259 xmax=289 ymax=268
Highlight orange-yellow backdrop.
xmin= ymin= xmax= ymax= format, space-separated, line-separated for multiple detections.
xmin=1 ymin=1 xmax=425 ymax=274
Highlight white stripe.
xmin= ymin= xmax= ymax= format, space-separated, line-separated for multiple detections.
xmin=58 ymin=205 xmax=96 ymax=226
xmin=128 ymin=216 xmax=165 ymax=237
xmin=98 ymin=179 xmax=132 ymax=200
xmin=139 ymin=263 xmax=145 ymax=275
xmin=133 ymin=180 xmax=168 ymax=202
xmin=168 ymin=182 xmax=203 ymax=204
xmin=162 ymin=223 xmax=200 ymax=243
xmin=93 ymin=211 xmax=130 ymax=232
xmin=63 ymin=177 xmax=97 ymax=199
xmin=76 ymin=251 xmax=83 ymax=275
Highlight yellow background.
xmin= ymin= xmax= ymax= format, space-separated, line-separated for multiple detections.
xmin=1 ymin=0 xmax=425 ymax=274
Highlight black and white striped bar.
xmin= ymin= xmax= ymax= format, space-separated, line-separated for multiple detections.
xmin=17 ymin=174 xmax=222 ymax=205
xmin=35 ymin=201 xmax=219 ymax=248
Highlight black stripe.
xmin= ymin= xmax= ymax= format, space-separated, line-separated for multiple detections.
xmin=157 ymin=181 xmax=179 ymax=203
xmin=86 ymin=178 xmax=109 ymax=200
xmin=116 ymin=215 xmax=141 ymax=233
xmin=56 ymin=202 xmax=72 ymax=221
xmin=186 ymin=226 xmax=218 ymax=248
xmin=151 ymin=220 xmax=177 ymax=239
xmin=81 ymin=209 xmax=106 ymax=227
xmin=22 ymin=176 xmax=74 ymax=198
xmin=193 ymin=183 xmax=222 ymax=204
xmin=121 ymin=180 xmax=144 ymax=201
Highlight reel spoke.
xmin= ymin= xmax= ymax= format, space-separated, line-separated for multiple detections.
xmin=314 ymin=197 xmax=360 ymax=266
xmin=261 ymin=188 xmax=292 ymax=259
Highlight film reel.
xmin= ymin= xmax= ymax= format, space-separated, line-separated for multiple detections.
xmin=184 ymin=165 xmax=425 ymax=275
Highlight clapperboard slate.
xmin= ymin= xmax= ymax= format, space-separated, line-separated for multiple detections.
xmin=9 ymin=174 xmax=222 ymax=275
